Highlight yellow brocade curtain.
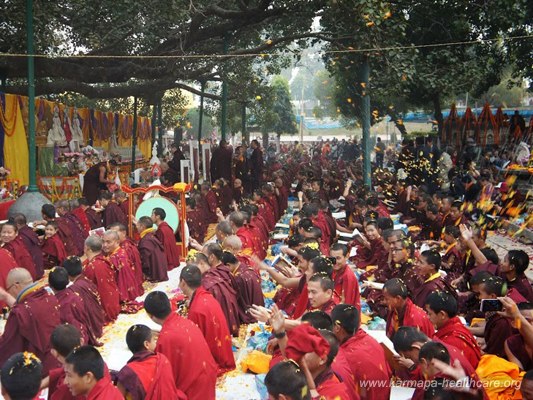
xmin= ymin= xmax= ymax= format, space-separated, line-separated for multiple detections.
xmin=1 ymin=94 xmax=29 ymax=185
xmin=138 ymin=117 xmax=151 ymax=159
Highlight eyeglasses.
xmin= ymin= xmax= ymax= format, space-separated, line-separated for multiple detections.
xmin=391 ymin=248 xmax=403 ymax=253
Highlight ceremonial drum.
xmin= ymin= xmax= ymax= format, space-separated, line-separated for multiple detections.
xmin=135 ymin=197 xmax=180 ymax=232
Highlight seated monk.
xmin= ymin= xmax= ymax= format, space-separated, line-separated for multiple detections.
xmin=55 ymin=199 xmax=88 ymax=256
xmin=282 ymin=324 xmax=351 ymax=400
xmin=256 ymin=246 xmax=321 ymax=319
xmin=12 ymin=213 xmax=44 ymax=279
xmin=69 ymin=198 xmax=91 ymax=234
xmin=1 ymin=352 xmax=43 ymax=400
xmin=392 ymin=326 xmax=484 ymax=398
xmin=199 ymin=244 xmax=241 ymax=336
xmin=250 ymin=263 xmax=338 ymax=332
xmin=0 ymin=247 xmax=18 ymax=308
xmin=64 ymin=346 xmax=123 ymax=399
xmin=229 ymin=211 xmax=255 ymax=255
xmin=264 ymin=361 xmax=309 ymax=400
xmin=413 ymin=249 xmax=457 ymax=309
xmin=179 ymin=265 xmax=236 ymax=376
xmin=220 ymin=250 xmax=264 ymax=324
xmin=152 ymin=207 xmax=180 ymax=270
xmin=331 ymin=304 xmax=392 ymax=400
xmin=99 ymin=191 xmax=128 ymax=228
xmin=116 ymin=324 xmax=184 ymax=400
xmin=439 ymin=225 xmax=465 ymax=284
xmin=144 ymin=291 xmax=217 ymax=400
xmin=41 ymin=221 xmax=67 ymax=269
xmin=425 ymin=291 xmax=481 ymax=369
xmin=185 ymin=197 xmax=207 ymax=243
xmin=44 ymin=324 xmax=84 ymax=400
xmin=114 ymin=190 xmax=130 ymax=217
xmin=135 ymin=216 xmax=168 ymax=282
xmin=0 ymin=268 xmax=60 ymax=375
xmin=0 ymin=221 xmax=37 ymax=279
xmin=82 ymin=235 xmax=120 ymax=323
xmin=49 ymin=267 xmax=91 ymax=345
xmin=330 ymin=243 xmax=360 ymax=309
xmin=39 ymin=203 xmax=78 ymax=256
xmin=199 ymin=183 xmax=218 ymax=224
xmin=351 ymin=219 xmax=388 ymax=270
xmin=382 ymin=278 xmax=434 ymax=340
xmin=473 ymin=275 xmax=514 ymax=359
xmin=78 ymin=198 xmax=102 ymax=230
xmin=107 ymin=222 xmax=143 ymax=286
xmin=102 ymin=230 xmax=144 ymax=302
xmin=62 ymin=257 xmax=106 ymax=345
xmin=241 ymin=209 xmax=267 ymax=259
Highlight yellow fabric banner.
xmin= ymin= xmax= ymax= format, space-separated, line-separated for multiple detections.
xmin=2 ymin=94 xmax=29 ymax=185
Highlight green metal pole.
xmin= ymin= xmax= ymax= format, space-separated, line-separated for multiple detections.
xmin=131 ymin=96 xmax=138 ymax=173
xmin=151 ymin=103 xmax=156 ymax=144
xmin=221 ymin=33 xmax=228 ymax=142
xmin=157 ymin=100 xmax=163 ymax=156
xmin=361 ymin=58 xmax=371 ymax=189
xmin=198 ymin=81 xmax=205 ymax=144
xmin=27 ymin=0 xmax=37 ymax=192
xmin=241 ymin=102 xmax=246 ymax=143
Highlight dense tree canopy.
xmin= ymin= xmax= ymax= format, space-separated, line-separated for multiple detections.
xmin=0 ymin=0 xmax=323 ymax=101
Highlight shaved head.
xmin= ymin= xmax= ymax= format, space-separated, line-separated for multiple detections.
xmin=222 ymin=235 xmax=242 ymax=252
xmin=5 ymin=268 xmax=33 ymax=297
xmin=6 ymin=268 xmax=33 ymax=287
xmin=104 ymin=230 xmax=119 ymax=241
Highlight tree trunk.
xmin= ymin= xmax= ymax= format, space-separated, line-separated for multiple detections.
xmin=262 ymin=130 xmax=269 ymax=149
xmin=433 ymin=93 xmax=444 ymax=142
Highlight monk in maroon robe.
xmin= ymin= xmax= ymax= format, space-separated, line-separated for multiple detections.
xmin=54 ymin=217 xmax=79 ymax=256
xmin=202 ymin=244 xmax=242 ymax=336
xmin=222 ymin=252 xmax=264 ymax=324
xmin=64 ymin=346 xmax=123 ymax=400
xmin=13 ymin=213 xmax=44 ymax=279
xmin=186 ymin=197 xmax=207 ymax=242
xmin=41 ymin=223 xmax=68 ymax=269
xmin=0 ymin=222 xmax=37 ymax=279
xmin=144 ymin=291 xmax=217 ymax=400
xmin=49 ymin=267 xmax=91 ymax=345
xmin=198 ymin=183 xmax=219 ymax=224
xmin=413 ymin=249 xmax=457 ymax=308
xmin=0 ymin=248 xmax=17 ymax=308
xmin=116 ymin=324 xmax=184 ymax=400
xmin=383 ymin=278 xmax=434 ymax=339
xmin=47 ymin=324 xmax=86 ymax=400
xmin=0 ymin=268 xmax=61 ymax=375
xmin=210 ymin=140 xmax=233 ymax=181
xmin=331 ymin=304 xmax=392 ymax=400
xmin=180 ymin=265 xmax=236 ymax=376
xmin=108 ymin=223 xmax=144 ymax=285
xmin=55 ymin=199 xmax=88 ymax=255
xmin=425 ymin=291 xmax=482 ymax=369
xmin=274 ymin=178 xmax=289 ymax=214
xmin=331 ymin=244 xmax=360 ymax=310
xmin=83 ymin=235 xmax=120 ymax=323
xmin=102 ymin=230 xmax=144 ymax=302
xmin=62 ymin=257 xmax=105 ymax=345
xmin=256 ymin=198 xmax=275 ymax=231
xmin=70 ymin=203 xmax=91 ymax=234
xmin=99 ymin=192 xmax=128 ymax=228
xmin=281 ymin=325 xmax=351 ymax=400
xmin=136 ymin=217 xmax=168 ymax=282
xmin=152 ymin=208 xmax=180 ymax=270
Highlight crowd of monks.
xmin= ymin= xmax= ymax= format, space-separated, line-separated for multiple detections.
xmin=0 ymin=140 xmax=533 ymax=400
